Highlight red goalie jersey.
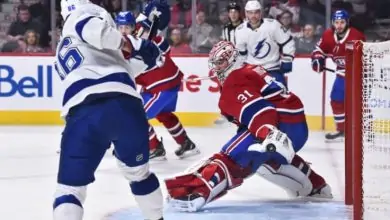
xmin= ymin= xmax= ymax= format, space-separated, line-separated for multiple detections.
xmin=219 ymin=64 xmax=306 ymax=139
xmin=135 ymin=36 xmax=183 ymax=93
xmin=313 ymin=27 xmax=365 ymax=76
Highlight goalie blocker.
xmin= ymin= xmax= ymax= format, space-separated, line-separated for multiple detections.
xmin=165 ymin=41 xmax=332 ymax=212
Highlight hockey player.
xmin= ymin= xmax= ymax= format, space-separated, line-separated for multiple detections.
xmin=53 ymin=1 xmax=163 ymax=219
xmin=164 ymin=41 xmax=332 ymax=212
xmin=311 ymin=10 xmax=365 ymax=142
xmin=235 ymin=0 xmax=295 ymax=86
xmin=116 ymin=11 xmax=200 ymax=160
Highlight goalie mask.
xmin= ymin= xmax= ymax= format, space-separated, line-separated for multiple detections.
xmin=208 ymin=41 xmax=239 ymax=84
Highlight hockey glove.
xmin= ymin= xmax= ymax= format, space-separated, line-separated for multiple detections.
xmin=311 ymin=54 xmax=325 ymax=73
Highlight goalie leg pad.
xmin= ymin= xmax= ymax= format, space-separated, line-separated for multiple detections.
xmin=257 ymin=160 xmax=313 ymax=197
xmin=165 ymin=153 xmax=250 ymax=211
xmin=258 ymin=155 xmax=332 ymax=198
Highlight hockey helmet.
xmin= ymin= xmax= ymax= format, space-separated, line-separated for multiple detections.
xmin=332 ymin=10 xmax=349 ymax=34
xmin=245 ymin=0 xmax=262 ymax=11
xmin=115 ymin=11 xmax=136 ymax=26
xmin=60 ymin=0 xmax=90 ymax=20
xmin=332 ymin=10 xmax=349 ymax=23
xmin=208 ymin=41 xmax=239 ymax=84
xmin=227 ymin=1 xmax=241 ymax=12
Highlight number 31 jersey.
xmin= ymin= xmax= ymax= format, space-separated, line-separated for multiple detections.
xmin=55 ymin=3 xmax=140 ymax=117
xmin=218 ymin=64 xmax=305 ymax=140
xmin=235 ymin=19 xmax=295 ymax=72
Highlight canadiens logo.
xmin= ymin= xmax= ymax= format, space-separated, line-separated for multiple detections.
xmin=333 ymin=56 xmax=345 ymax=68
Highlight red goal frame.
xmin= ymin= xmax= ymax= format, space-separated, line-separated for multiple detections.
xmin=345 ymin=40 xmax=364 ymax=220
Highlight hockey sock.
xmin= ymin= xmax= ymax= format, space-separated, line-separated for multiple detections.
xmin=148 ymin=125 xmax=160 ymax=150
xmin=330 ymin=100 xmax=345 ymax=132
xmin=130 ymin=173 xmax=163 ymax=220
xmin=291 ymin=154 xmax=326 ymax=189
xmin=156 ymin=112 xmax=187 ymax=145
xmin=53 ymin=184 xmax=85 ymax=220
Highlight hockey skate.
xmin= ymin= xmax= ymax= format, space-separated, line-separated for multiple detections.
xmin=214 ymin=115 xmax=227 ymax=125
xmin=325 ymin=131 xmax=344 ymax=143
xmin=150 ymin=140 xmax=167 ymax=161
xmin=175 ymin=137 xmax=200 ymax=159
xmin=307 ymin=183 xmax=333 ymax=199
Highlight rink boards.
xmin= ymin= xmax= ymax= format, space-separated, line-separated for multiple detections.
xmin=0 ymin=55 xmax=389 ymax=132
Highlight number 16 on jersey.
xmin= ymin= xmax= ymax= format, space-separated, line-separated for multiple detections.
xmin=55 ymin=37 xmax=84 ymax=80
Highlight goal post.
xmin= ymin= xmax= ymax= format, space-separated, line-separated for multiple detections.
xmin=345 ymin=40 xmax=390 ymax=220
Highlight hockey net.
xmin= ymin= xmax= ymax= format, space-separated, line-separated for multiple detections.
xmin=345 ymin=41 xmax=390 ymax=220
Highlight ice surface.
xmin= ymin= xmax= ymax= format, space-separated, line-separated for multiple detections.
xmin=0 ymin=125 xmax=350 ymax=220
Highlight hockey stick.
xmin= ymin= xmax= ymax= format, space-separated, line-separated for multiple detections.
xmin=324 ymin=67 xmax=345 ymax=76
xmin=148 ymin=15 xmax=160 ymax=40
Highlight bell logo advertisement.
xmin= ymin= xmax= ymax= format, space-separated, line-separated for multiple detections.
xmin=0 ymin=65 xmax=53 ymax=98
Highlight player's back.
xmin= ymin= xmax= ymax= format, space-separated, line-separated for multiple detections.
xmin=55 ymin=3 xmax=140 ymax=116
xmin=219 ymin=65 xmax=305 ymax=124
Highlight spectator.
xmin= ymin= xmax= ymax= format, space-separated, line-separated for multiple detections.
xmin=295 ymin=24 xmax=318 ymax=54
xmin=277 ymin=10 xmax=302 ymax=38
xmin=28 ymin=0 xmax=50 ymax=47
xmin=269 ymin=0 xmax=300 ymax=25
xmin=169 ymin=0 xmax=202 ymax=33
xmin=187 ymin=10 xmax=213 ymax=53
xmin=170 ymin=28 xmax=192 ymax=55
xmin=299 ymin=0 xmax=325 ymax=26
xmin=24 ymin=29 xmax=45 ymax=53
xmin=202 ymin=0 xmax=227 ymax=26
xmin=103 ymin=0 xmax=122 ymax=19
xmin=7 ymin=5 xmax=43 ymax=47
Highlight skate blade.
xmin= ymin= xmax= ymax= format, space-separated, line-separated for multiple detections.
xmin=149 ymin=155 xmax=167 ymax=161
xmin=324 ymin=138 xmax=344 ymax=143
xmin=176 ymin=148 xmax=201 ymax=159
xmin=166 ymin=196 xmax=205 ymax=212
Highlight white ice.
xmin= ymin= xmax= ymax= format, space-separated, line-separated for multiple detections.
xmin=0 ymin=125 xmax=351 ymax=220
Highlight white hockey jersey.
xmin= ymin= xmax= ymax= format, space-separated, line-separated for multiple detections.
xmin=55 ymin=3 xmax=141 ymax=117
xmin=235 ymin=18 xmax=295 ymax=71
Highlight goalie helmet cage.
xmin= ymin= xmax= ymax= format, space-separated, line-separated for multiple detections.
xmin=345 ymin=40 xmax=390 ymax=220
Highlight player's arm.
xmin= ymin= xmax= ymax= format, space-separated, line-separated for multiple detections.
xmin=128 ymin=35 xmax=164 ymax=70
xmin=311 ymin=32 xmax=331 ymax=73
xmin=273 ymin=21 xmax=295 ymax=74
xmin=222 ymin=77 xmax=278 ymax=140
xmin=153 ymin=36 xmax=170 ymax=55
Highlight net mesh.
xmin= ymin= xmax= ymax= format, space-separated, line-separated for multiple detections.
xmin=361 ymin=41 xmax=390 ymax=219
